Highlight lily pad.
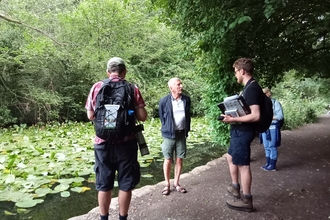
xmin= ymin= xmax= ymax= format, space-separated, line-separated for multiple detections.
xmin=139 ymin=162 xmax=151 ymax=168
xmin=0 ymin=190 xmax=33 ymax=202
xmin=61 ymin=191 xmax=70 ymax=197
xmin=4 ymin=210 xmax=16 ymax=216
xmin=71 ymin=186 xmax=91 ymax=193
xmin=16 ymin=199 xmax=44 ymax=208
xmin=54 ymin=183 xmax=70 ymax=192
xmin=17 ymin=208 xmax=31 ymax=214
xmin=5 ymin=174 xmax=16 ymax=184
xmin=35 ymin=188 xmax=52 ymax=197
xmin=141 ymin=174 xmax=153 ymax=178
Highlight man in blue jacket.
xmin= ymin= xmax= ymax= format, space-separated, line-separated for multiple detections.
xmin=159 ymin=77 xmax=191 ymax=196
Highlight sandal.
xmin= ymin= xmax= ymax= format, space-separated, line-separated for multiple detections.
xmin=161 ymin=186 xmax=170 ymax=195
xmin=173 ymin=184 xmax=187 ymax=193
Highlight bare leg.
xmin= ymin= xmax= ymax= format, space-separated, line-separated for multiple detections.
xmin=98 ymin=191 xmax=111 ymax=216
xmin=118 ymin=190 xmax=132 ymax=217
xmin=163 ymin=158 xmax=172 ymax=186
xmin=173 ymin=157 xmax=183 ymax=186
xmin=238 ymin=165 xmax=252 ymax=194
xmin=226 ymin=153 xmax=239 ymax=184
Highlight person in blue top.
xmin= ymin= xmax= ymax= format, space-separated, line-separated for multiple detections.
xmin=260 ymin=88 xmax=284 ymax=171
xmin=159 ymin=77 xmax=191 ymax=196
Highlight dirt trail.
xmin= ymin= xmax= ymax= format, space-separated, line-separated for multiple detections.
xmin=69 ymin=115 xmax=330 ymax=220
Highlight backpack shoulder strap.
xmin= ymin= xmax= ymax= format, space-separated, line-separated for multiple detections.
xmin=241 ymin=79 xmax=255 ymax=98
xmin=97 ymin=79 xmax=112 ymax=103
xmin=101 ymin=78 xmax=113 ymax=88
xmin=124 ymin=82 xmax=135 ymax=107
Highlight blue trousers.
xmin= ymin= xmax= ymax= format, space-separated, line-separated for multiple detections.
xmin=261 ymin=125 xmax=278 ymax=160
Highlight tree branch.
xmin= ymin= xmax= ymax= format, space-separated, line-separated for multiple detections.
xmin=0 ymin=12 xmax=67 ymax=46
xmin=1 ymin=65 xmax=36 ymax=103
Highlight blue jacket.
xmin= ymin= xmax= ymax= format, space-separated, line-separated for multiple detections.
xmin=271 ymin=98 xmax=284 ymax=123
xmin=159 ymin=94 xmax=191 ymax=139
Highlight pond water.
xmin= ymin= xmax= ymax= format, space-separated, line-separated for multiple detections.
xmin=0 ymin=143 xmax=225 ymax=220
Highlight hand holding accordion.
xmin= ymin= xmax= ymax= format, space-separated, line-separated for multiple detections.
xmin=217 ymin=95 xmax=251 ymax=121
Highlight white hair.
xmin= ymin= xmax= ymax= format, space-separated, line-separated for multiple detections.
xmin=168 ymin=77 xmax=181 ymax=89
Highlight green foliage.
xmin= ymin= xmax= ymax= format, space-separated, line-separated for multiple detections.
xmin=153 ymin=0 xmax=330 ymax=145
xmin=0 ymin=0 xmax=205 ymax=125
xmin=0 ymin=105 xmax=17 ymax=126
xmin=2 ymin=0 xmax=329 ymax=147
xmin=270 ymin=70 xmax=330 ymax=129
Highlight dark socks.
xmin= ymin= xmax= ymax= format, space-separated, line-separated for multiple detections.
xmin=100 ymin=214 xmax=109 ymax=220
xmin=119 ymin=214 xmax=128 ymax=220
xmin=232 ymin=183 xmax=240 ymax=188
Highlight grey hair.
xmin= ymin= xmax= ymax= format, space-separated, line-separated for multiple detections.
xmin=106 ymin=57 xmax=126 ymax=74
xmin=168 ymin=77 xmax=181 ymax=89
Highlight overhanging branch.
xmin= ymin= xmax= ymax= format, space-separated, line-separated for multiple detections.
xmin=0 ymin=12 xmax=67 ymax=46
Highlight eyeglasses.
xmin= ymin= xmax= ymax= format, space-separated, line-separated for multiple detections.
xmin=234 ymin=69 xmax=241 ymax=75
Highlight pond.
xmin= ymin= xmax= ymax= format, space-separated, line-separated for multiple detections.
xmin=0 ymin=142 xmax=226 ymax=220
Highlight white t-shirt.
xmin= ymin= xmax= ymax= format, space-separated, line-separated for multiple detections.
xmin=172 ymin=97 xmax=186 ymax=130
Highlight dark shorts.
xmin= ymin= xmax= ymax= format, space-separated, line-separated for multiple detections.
xmin=228 ymin=129 xmax=255 ymax=165
xmin=94 ymin=139 xmax=140 ymax=192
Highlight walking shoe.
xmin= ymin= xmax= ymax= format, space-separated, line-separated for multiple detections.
xmin=227 ymin=183 xmax=240 ymax=198
xmin=263 ymin=165 xmax=276 ymax=171
xmin=261 ymin=157 xmax=270 ymax=169
xmin=263 ymin=159 xmax=277 ymax=171
xmin=261 ymin=164 xmax=268 ymax=169
xmin=226 ymin=195 xmax=253 ymax=212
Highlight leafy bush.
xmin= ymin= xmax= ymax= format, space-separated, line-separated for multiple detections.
xmin=0 ymin=105 xmax=17 ymax=127
xmin=270 ymin=70 xmax=330 ymax=130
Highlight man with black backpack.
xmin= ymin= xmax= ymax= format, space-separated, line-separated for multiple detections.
xmin=85 ymin=57 xmax=147 ymax=220
xmin=220 ymin=58 xmax=263 ymax=212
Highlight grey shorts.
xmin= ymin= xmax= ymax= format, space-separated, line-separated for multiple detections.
xmin=161 ymin=132 xmax=186 ymax=159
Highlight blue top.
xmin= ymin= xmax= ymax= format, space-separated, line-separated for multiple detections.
xmin=271 ymin=98 xmax=284 ymax=123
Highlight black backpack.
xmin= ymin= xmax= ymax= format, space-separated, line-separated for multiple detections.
xmin=243 ymin=81 xmax=273 ymax=133
xmin=256 ymin=93 xmax=273 ymax=133
xmin=93 ymin=78 xmax=135 ymax=140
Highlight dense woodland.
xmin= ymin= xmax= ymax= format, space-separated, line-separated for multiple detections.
xmin=1 ymin=0 xmax=330 ymax=145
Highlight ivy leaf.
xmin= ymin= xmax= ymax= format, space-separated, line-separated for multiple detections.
xmin=238 ymin=16 xmax=252 ymax=24
xmin=228 ymin=20 xmax=238 ymax=30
